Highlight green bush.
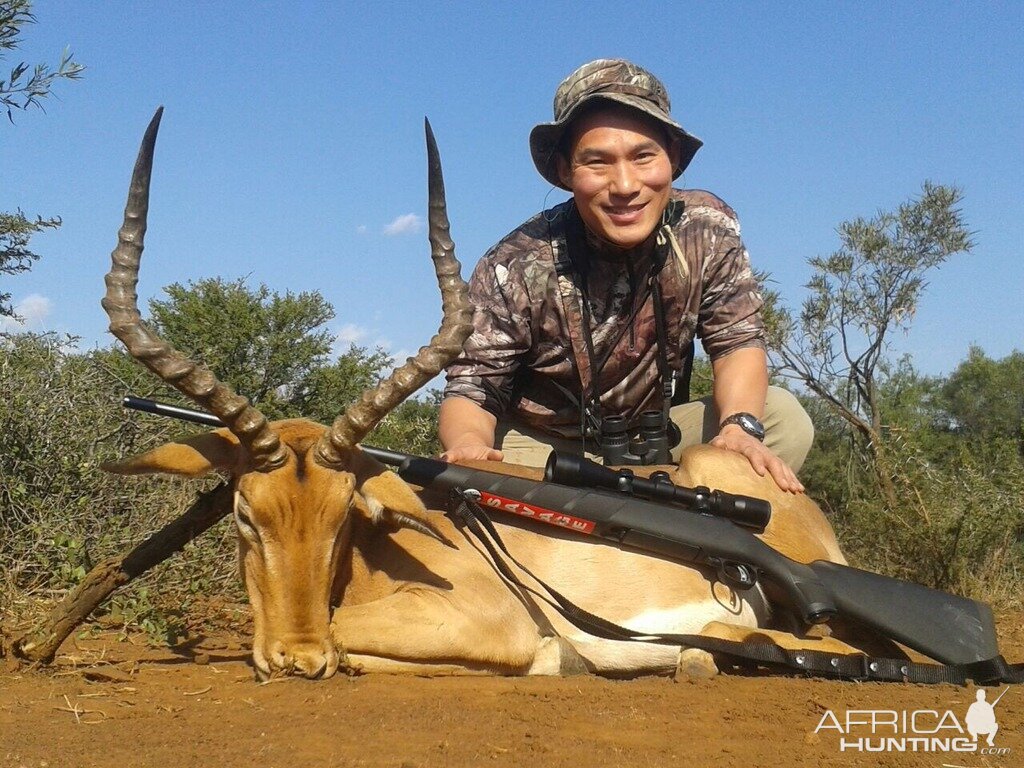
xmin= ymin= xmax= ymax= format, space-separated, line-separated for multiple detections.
xmin=0 ymin=333 xmax=240 ymax=632
xmin=822 ymin=431 xmax=1024 ymax=605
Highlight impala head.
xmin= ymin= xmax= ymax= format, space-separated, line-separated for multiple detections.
xmin=102 ymin=109 xmax=471 ymax=679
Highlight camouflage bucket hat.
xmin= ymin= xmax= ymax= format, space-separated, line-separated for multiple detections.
xmin=530 ymin=59 xmax=703 ymax=191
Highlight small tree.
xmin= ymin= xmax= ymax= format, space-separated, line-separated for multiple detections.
xmin=296 ymin=343 xmax=394 ymax=424
xmin=938 ymin=347 xmax=1024 ymax=450
xmin=147 ymin=277 xmax=336 ymax=419
xmin=144 ymin=276 xmax=441 ymax=448
xmin=770 ymin=182 xmax=974 ymax=507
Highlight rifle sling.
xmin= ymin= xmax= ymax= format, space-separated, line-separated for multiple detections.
xmin=448 ymin=489 xmax=1024 ymax=685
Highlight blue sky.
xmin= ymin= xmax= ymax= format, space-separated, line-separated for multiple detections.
xmin=3 ymin=1 xmax=1022 ymax=377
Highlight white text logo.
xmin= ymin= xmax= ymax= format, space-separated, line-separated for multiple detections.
xmin=814 ymin=689 xmax=1010 ymax=756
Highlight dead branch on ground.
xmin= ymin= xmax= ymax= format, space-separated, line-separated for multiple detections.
xmin=5 ymin=483 xmax=232 ymax=665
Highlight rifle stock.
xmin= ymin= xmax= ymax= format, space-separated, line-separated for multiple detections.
xmin=808 ymin=561 xmax=999 ymax=664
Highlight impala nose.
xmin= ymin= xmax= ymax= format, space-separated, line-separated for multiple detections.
xmin=269 ymin=639 xmax=337 ymax=679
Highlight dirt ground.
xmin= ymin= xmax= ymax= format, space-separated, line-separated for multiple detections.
xmin=1 ymin=613 xmax=1021 ymax=768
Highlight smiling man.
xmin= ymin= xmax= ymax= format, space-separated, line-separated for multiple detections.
xmin=439 ymin=59 xmax=811 ymax=492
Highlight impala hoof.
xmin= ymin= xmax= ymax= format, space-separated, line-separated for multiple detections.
xmin=527 ymin=635 xmax=590 ymax=676
xmin=674 ymin=648 xmax=719 ymax=681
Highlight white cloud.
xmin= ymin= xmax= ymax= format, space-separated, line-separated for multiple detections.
xmin=356 ymin=225 xmax=368 ymax=235
xmin=329 ymin=325 xmax=431 ymax=370
xmin=334 ymin=323 xmax=369 ymax=346
xmin=0 ymin=293 xmax=53 ymax=332
xmin=19 ymin=294 xmax=52 ymax=323
xmin=382 ymin=213 xmax=422 ymax=236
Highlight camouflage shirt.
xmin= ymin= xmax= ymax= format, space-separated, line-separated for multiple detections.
xmin=443 ymin=189 xmax=766 ymax=439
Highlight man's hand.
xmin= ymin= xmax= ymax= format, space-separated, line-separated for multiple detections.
xmin=439 ymin=444 xmax=504 ymax=463
xmin=438 ymin=397 xmax=502 ymax=464
xmin=710 ymin=424 xmax=804 ymax=493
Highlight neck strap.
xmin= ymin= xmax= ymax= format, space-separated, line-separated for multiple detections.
xmin=559 ymin=205 xmax=675 ymax=440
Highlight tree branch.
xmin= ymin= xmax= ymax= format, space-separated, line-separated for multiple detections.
xmin=6 ymin=482 xmax=232 ymax=665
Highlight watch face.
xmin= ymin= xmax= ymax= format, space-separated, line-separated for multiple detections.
xmin=724 ymin=412 xmax=765 ymax=441
xmin=738 ymin=414 xmax=765 ymax=440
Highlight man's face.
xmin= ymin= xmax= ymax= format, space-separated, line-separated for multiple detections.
xmin=558 ymin=106 xmax=678 ymax=249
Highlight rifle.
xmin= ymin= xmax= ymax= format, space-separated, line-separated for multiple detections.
xmin=121 ymin=396 xmax=1004 ymax=672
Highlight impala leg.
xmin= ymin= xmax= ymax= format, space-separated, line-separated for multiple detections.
xmin=676 ymin=647 xmax=721 ymax=680
xmin=527 ymin=636 xmax=590 ymax=675
xmin=698 ymin=620 xmax=897 ymax=655
xmin=673 ymin=620 xmax=890 ymax=681
xmin=331 ymin=586 xmax=545 ymax=675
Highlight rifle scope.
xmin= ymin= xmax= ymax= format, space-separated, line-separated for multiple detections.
xmin=544 ymin=452 xmax=771 ymax=532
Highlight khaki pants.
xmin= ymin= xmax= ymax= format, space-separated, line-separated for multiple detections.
xmin=495 ymin=386 xmax=814 ymax=471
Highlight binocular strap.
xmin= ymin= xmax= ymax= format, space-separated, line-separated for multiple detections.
xmin=447 ymin=489 xmax=1024 ymax=686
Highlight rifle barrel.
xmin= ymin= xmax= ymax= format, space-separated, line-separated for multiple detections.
xmin=123 ymin=396 xmax=225 ymax=427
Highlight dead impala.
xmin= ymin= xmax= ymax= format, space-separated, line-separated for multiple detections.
xmin=103 ymin=110 xmax=860 ymax=680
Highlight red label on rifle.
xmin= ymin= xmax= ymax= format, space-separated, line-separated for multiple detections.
xmin=475 ymin=491 xmax=596 ymax=535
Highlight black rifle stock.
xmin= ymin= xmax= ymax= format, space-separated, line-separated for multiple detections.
xmin=121 ymin=396 xmax=1001 ymax=666
xmin=809 ymin=561 xmax=998 ymax=664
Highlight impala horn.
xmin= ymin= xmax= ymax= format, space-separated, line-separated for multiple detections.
xmin=315 ymin=118 xmax=472 ymax=467
xmin=102 ymin=107 xmax=289 ymax=472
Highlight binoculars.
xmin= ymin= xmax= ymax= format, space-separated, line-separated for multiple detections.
xmin=593 ymin=410 xmax=679 ymax=466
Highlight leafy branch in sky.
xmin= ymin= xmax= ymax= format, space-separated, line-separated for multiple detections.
xmin=0 ymin=0 xmax=84 ymax=122
xmin=0 ymin=210 xmax=59 ymax=317
xmin=1 ymin=0 xmax=83 ymax=320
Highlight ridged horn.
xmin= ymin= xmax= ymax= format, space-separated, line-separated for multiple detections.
xmin=102 ymin=108 xmax=289 ymax=472
xmin=315 ymin=118 xmax=472 ymax=466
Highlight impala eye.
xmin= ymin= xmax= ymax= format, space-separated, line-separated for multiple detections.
xmin=234 ymin=498 xmax=260 ymax=542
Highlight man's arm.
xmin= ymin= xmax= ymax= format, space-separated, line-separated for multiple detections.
xmin=438 ymin=228 xmax=542 ymax=463
xmin=438 ymin=396 xmax=504 ymax=463
xmin=710 ymin=346 xmax=803 ymax=493
xmin=688 ymin=202 xmax=802 ymax=492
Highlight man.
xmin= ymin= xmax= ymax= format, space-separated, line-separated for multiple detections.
xmin=439 ymin=59 xmax=811 ymax=493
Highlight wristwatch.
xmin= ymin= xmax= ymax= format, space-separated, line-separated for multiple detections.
xmin=719 ymin=412 xmax=765 ymax=442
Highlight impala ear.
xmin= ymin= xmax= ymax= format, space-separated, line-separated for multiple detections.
xmin=349 ymin=448 xmax=454 ymax=547
xmin=102 ymin=430 xmax=242 ymax=478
